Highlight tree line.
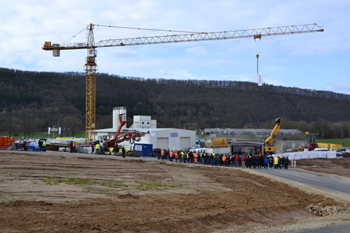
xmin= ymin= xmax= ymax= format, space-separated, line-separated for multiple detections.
xmin=1 ymin=67 xmax=350 ymax=139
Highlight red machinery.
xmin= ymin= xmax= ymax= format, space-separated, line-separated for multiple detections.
xmin=104 ymin=113 xmax=148 ymax=149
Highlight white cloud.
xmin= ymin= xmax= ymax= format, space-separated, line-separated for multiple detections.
xmin=0 ymin=0 xmax=349 ymax=94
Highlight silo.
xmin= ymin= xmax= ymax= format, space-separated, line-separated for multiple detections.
xmin=113 ymin=107 xmax=127 ymax=129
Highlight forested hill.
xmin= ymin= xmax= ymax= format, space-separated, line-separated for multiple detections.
xmin=1 ymin=67 xmax=350 ymax=136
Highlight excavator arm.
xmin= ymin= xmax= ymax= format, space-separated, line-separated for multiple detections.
xmin=264 ymin=117 xmax=281 ymax=154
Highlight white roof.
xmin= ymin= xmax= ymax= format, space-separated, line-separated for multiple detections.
xmin=95 ymin=127 xmax=194 ymax=133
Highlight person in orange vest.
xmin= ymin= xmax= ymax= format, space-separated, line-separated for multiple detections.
xmin=222 ymin=154 xmax=227 ymax=166
xmin=175 ymin=151 xmax=179 ymax=162
xmin=193 ymin=152 xmax=198 ymax=164
xmin=169 ymin=150 xmax=174 ymax=162
xmin=161 ymin=149 xmax=165 ymax=161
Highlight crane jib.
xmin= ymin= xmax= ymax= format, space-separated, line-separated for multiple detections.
xmin=42 ymin=24 xmax=324 ymax=50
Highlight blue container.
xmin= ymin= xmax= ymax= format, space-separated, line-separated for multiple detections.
xmin=134 ymin=143 xmax=153 ymax=157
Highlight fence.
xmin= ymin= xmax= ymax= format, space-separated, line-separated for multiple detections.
xmin=273 ymin=151 xmax=337 ymax=160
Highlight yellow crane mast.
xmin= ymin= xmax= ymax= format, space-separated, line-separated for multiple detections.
xmin=42 ymin=23 xmax=323 ymax=141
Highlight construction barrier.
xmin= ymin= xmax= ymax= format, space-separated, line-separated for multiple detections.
xmin=273 ymin=151 xmax=337 ymax=160
xmin=0 ymin=137 xmax=15 ymax=149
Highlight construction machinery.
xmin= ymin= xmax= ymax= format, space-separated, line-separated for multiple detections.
xmin=42 ymin=23 xmax=324 ymax=141
xmin=264 ymin=117 xmax=281 ymax=154
xmin=104 ymin=113 xmax=148 ymax=149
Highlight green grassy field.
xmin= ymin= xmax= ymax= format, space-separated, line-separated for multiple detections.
xmin=0 ymin=132 xmax=86 ymax=139
xmin=316 ymin=138 xmax=350 ymax=147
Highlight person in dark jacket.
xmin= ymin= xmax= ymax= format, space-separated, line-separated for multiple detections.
xmin=285 ymin=156 xmax=289 ymax=169
xmin=281 ymin=156 xmax=285 ymax=169
xmin=268 ymin=156 xmax=273 ymax=168
xmin=122 ymin=147 xmax=126 ymax=158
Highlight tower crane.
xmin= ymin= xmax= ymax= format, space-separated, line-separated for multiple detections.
xmin=42 ymin=23 xmax=324 ymax=141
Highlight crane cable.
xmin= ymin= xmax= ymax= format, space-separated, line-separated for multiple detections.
xmin=255 ymin=37 xmax=261 ymax=75
xmin=94 ymin=24 xmax=206 ymax=34
xmin=254 ymin=37 xmax=261 ymax=85
xmin=59 ymin=27 xmax=86 ymax=46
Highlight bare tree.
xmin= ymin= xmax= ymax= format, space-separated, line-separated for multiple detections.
xmin=63 ymin=116 xmax=82 ymax=137
xmin=19 ymin=109 xmax=36 ymax=138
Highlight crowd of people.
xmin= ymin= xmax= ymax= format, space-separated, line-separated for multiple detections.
xmin=157 ymin=149 xmax=290 ymax=169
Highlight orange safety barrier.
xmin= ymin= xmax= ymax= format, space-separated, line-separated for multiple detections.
xmin=0 ymin=136 xmax=15 ymax=149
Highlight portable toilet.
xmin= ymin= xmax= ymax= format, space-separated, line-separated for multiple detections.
xmin=134 ymin=143 xmax=153 ymax=157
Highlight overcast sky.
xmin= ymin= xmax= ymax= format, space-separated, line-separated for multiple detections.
xmin=1 ymin=0 xmax=349 ymax=94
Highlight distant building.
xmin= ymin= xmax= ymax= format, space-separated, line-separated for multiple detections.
xmin=203 ymin=128 xmax=306 ymax=141
xmin=95 ymin=107 xmax=196 ymax=151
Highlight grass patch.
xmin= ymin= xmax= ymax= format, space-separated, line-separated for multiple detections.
xmin=135 ymin=181 xmax=182 ymax=191
xmin=41 ymin=177 xmax=127 ymax=188
xmin=63 ymin=200 xmax=83 ymax=205
xmin=0 ymin=131 xmax=86 ymax=139
xmin=41 ymin=177 xmax=60 ymax=185
xmin=64 ymin=178 xmax=94 ymax=185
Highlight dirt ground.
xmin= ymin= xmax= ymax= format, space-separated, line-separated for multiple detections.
xmin=0 ymin=152 xmax=345 ymax=232
xmin=296 ymin=158 xmax=350 ymax=178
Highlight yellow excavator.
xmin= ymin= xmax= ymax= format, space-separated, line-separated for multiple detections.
xmin=264 ymin=117 xmax=281 ymax=154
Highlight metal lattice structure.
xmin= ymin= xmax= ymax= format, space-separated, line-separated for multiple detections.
xmin=42 ymin=23 xmax=323 ymax=141
xmin=84 ymin=24 xmax=97 ymax=141
xmin=95 ymin=24 xmax=323 ymax=47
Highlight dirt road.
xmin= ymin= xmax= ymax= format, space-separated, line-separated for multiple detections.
xmin=0 ymin=152 xmax=347 ymax=232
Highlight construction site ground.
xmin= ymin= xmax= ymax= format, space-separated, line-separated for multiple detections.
xmin=296 ymin=158 xmax=350 ymax=178
xmin=1 ymin=152 xmax=350 ymax=233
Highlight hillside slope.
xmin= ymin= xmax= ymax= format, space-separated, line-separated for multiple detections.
xmin=0 ymin=67 xmax=349 ymax=135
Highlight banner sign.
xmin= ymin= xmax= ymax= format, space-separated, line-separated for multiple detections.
xmin=170 ymin=133 xmax=178 ymax=139
xmin=258 ymin=74 xmax=262 ymax=86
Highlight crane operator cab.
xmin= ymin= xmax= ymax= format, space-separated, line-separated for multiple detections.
xmin=87 ymin=49 xmax=97 ymax=57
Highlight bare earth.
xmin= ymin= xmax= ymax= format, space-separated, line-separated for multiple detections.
xmin=296 ymin=158 xmax=350 ymax=178
xmin=0 ymin=152 xmax=347 ymax=233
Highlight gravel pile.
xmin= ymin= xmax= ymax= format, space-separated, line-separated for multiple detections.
xmin=306 ymin=203 xmax=350 ymax=216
